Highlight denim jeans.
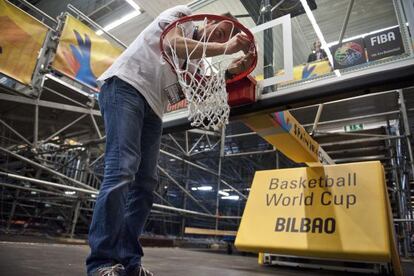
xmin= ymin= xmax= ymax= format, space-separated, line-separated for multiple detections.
xmin=86 ymin=77 xmax=162 ymax=275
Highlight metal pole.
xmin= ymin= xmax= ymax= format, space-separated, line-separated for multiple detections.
xmin=0 ymin=171 xmax=98 ymax=194
xmin=398 ymin=89 xmax=414 ymax=253
xmin=393 ymin=0 xmax=414 ymax=55
xmin=0 ymin=119 xmax=31 ymax=145
xmin=320 ymin=136 xmax=404 ymax=147
xmin=276 ymin=150 xmax=279 ymax=169
xmin=224 ymin=149 xmax=276 ymax=157
xmin=181 ymin=131 xmax=190 ymax=236
xmin=338 ymin=0 xmax=354 ymax=44
xmin=302 ymin=110 xmax=400 ymax=128
xmin=70 ymin=200 xmax=82 ymax=238
xmin=398 ymin=90 xmax=414 ymax=180
xmin=90 ymin=114 xmax=103 ymax=139
xmin=42 ymin=87 xmax=88 ymax=107
xmin=215 ymin=126 xmax=226 ymax=231
xmin=33 ymin=102 xmax=39 ymax=148
xmin=41 ymin=114 xmax=88 ymax=144
xmin=15 ymin=0 xmax=57 ymax=24
xmin=311 ymin=104 xmax=324 ymax=135
xmin=226 ymin=132 xmax=256 ymax=138
xmin=6 ymin=190 xmax=20 ymax=232
xmin=0 ymin=182 xmax=77 ymax=198
xmin=168 ymin=134 xmax=187 ymax=154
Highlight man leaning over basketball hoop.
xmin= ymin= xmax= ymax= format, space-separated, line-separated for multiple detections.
xmin=86 ymin=5 xmax=255 ymax=276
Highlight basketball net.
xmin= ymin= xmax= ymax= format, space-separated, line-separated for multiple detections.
xmin=162 ymin=18 xmax=239 ymax=130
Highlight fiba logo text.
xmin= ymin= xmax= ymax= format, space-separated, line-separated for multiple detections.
xmin=370 ymin=31 xmax=397 ymax=46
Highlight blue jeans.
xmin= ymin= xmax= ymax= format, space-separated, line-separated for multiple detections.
xmin=86 ymin=77 xmax=162 ymax=275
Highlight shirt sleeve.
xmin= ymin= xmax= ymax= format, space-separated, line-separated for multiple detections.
xmin=158 ymin=5 xmax=192 ymax=30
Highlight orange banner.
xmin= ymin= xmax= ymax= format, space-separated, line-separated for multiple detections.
xmin=0 ymin=0 xmax=48 ymax=85
xmin=53 ymin=14 xmax=124 ymax=89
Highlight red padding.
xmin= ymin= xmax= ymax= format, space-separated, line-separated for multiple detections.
xmin=227 ymin=75 xmax=256 ymax=107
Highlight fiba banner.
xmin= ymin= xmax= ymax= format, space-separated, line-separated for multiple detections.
xmin=330 ymin=38 xmax=367 ymax=70
xmin=235 ymin=161 xmax=400 ymax=270
xmin=364 ymin=27 xmax=405 ymax=61
xmin=0 ymin=0 xmax=48 ymax=85
xmin=53 ymin=15 xmax=124 ymax=89
xmin=242 ymin=111 xmax=333 ymax=165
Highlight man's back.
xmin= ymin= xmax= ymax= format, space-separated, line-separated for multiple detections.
xmin=98 ymin=5 xmax=193 ymax=119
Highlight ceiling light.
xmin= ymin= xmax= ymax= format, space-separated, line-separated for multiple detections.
xmin=221 ymin=195 xmax=240 ymax=200
xmin=218 ymin=190 xmax=230 ymax=196
xmin=198 ymin=186 xmax=213 ymax=191
xmin=96 ymin=10 xmax=141 ymax=35
xmin=125 ymin=0 xmax=141 ymax=11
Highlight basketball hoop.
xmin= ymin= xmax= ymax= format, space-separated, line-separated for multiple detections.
xmin=160 ymin=14 xmax=257 ymax=130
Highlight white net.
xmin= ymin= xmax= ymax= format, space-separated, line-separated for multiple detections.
xmin=162 ymin=17 xmax=240 ymax=130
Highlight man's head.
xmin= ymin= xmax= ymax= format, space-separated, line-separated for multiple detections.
xmin=196 ymin=13 xmax=241 ymax=43
xmin=313 ymin=40 xmax=321 ymax=50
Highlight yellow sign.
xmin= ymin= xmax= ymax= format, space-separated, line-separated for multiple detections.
xmin=242 ymin=111 xmax=333 ymax=165
xmin=53 ymin=15 xmax=124 ymax=89
xmin=235 ymin=161 xmax=396 ymax=263
xmin=0 ymin=0 xmax=48 ymax=85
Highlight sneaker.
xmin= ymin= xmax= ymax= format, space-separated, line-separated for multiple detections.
xmin=134 ymin=266 xmax=154 ymax=276
xmin=92 ymin=264 xmax=125 ymax=276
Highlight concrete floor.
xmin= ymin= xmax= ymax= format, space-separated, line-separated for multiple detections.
xmin=0 ymin=241 xmax=412 ymax=275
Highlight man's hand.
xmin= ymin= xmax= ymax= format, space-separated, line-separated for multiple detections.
xmin=225 ymin=33 xmax=252 ymax=54
xmin=227 ymin=51 xmax=256 ymax=76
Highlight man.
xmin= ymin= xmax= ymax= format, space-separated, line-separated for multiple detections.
xmin=86 ymin=5 xmax=253 ymax=276
xmin=307 ymin=40 xmax=327 ymax=62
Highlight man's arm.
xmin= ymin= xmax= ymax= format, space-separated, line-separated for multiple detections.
xmin=163 ymin=26 xmax=251 ymax=59
xmin=226 ymin=51 xmax=256 ymax=79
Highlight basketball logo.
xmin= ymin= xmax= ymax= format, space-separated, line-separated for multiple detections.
xmin=334 ymin=42 xmax=364 ymax=66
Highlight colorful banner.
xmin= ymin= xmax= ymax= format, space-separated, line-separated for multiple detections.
xmin=330 ymin=38 xmax=367 ymax=69
xmin=242 ymin=111 xmax=333 ymax=165
xmin=235 ymin=161 xmax=400 ymax=269
xmin=270 ymin=59 xmax=332 ymax=85
xmin=364 ymin=27 xmax=405 ymax=61
xmin=0 ymin=0 xmax=48 ymax=85
xmin=53 ymin=15 xmax=124 ymax=89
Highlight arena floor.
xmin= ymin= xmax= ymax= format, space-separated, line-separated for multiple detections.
xmin=1 ymin=239 xmax=413 ymax=276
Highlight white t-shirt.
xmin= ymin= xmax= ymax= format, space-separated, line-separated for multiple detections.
xmin=98 ymin=5 xmax=193 ymax=119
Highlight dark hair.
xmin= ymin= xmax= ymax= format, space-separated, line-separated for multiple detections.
xmin=220 ymin=12 xmax=241 ymax=36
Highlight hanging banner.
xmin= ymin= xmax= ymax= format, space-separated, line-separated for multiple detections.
xmin=364 ymin=27 xmax=405 ymax=61
xmin=330 ymin=38 xmax=367 ymax=70
xmin=273 ymin=59 xmax=332 ymax=85
xmin=0 ymin=0 xmax=48 ymax=85
xmin=257 ymin=60 xmax=332 ymax=85
xmin=235 ymin=161 xmax=399 ymax=266
xmin=52 ymin=14 xmax=124 ymax=89
xmin=242 ymin=111 xmax=333 ymax=165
